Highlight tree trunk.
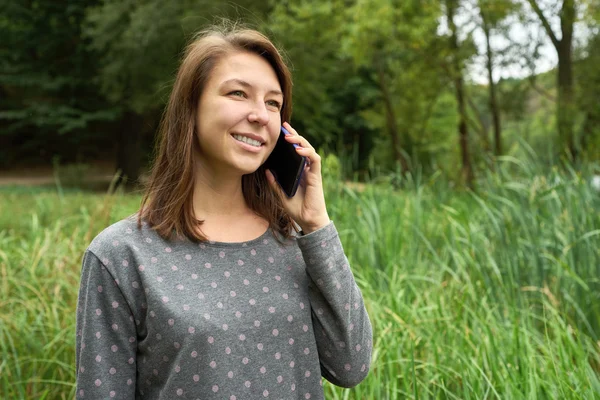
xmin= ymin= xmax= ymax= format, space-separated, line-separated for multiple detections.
xmin=447 ymin=0 xmax=474 ymax=188
xmin=481 ymin=13 xmax=502 ymax=157
xmin=376 ymin=54 xmax=409 ymax=173
xmin=557 ymin=31 xmax=575 ymax=160
xmin=455 ymin=76 xmax=474 ymax=188
xmin=528 ymin=0 xmax=576 ymax=160
xmin=115 ymin=111 xmax=142 ymax=190
xmin=466 ymin=96 xmax=491 ymax=153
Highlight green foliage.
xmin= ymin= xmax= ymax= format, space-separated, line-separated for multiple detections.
xmin=342 ymin=0 xmax=448 ymax=171
xmin=0 ymin=0 xmax=120 ymax=167
xmin=322 ymin=153 xmax=342 ymax=187
xmin=478 ymin=0 xmax=517 ymax=25
xmin=267 ymin=0 xmax=378 ymax=164
xmin=1 ymin=0 xmax=600 ymax=184
xmin=0 ymin=106 xmax=119 ymax=135
xmin=0 ymin=0 xmax=112 ymax=126
xmin=575 ymin=33 xmax=600 ymax=160
xmin=83 ymin=0 xmax=185 ymax=113
xmin=83 ymin=0 xmax=273 ymax=114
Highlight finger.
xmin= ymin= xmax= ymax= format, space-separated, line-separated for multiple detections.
xmin=282 ymin=122 xmax=311 ymax=144
xmin=294 ymin=146 xmax=321 ymax=176
xmin=284 ymin=133 xmax=314 ymax=151
xmin=282 ymin=121 xmax=296 ymax=135
xmin=282 ymin=122 xmax=316 ymax=149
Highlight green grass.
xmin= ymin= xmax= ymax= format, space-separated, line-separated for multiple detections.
xmin=1 ymin=161 xmax=599 ymax=399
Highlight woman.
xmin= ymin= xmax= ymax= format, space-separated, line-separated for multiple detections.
xmin=75 ymin=25 xmax=372 ymax=399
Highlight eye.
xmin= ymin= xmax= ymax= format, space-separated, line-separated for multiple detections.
xmin=266 ymin=100 xmax=282 ymax=110
xmin=229 ymin=90 xmax=246 ymax=98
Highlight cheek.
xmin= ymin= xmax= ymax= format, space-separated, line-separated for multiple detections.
xmin=200 ymin=97 xmax=242 ymax=126
xmin=269 ymin=117 xmax=281 ymax=138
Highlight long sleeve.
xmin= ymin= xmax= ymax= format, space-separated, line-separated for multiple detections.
xmin=296 ymin=222 xmax=373 ymax=388
xmin=75 ymin=250 xmax=138 ymax=399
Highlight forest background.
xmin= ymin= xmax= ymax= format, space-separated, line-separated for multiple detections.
xmin=2 ymin=0 xmax=599 ymax=186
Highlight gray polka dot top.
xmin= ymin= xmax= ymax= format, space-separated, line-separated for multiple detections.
xmin=75 ymin=217 xmax=372 ymax=399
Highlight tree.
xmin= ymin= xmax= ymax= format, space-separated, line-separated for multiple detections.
xmin=577 ymin=33 xmax=600 ymax=160
xmin=445 ymin=0 xmax=476 ymax=187
xmin=83 ymin=0 xmax=187 ymax=187
xmin=526 ymin=0 xmax=577 ymax=160
xmin=266 ymin=0 xmax=381 ymax=177
xmin=339 ymin=0 xmax=446 ymax=173
xmin=0 ymin=0 xmax=117 ymax=167
xmin=476 ymin=0 xmax=517 ymax=157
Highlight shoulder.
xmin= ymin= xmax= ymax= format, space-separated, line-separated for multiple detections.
xmin=87 ymin=215 xmax=141 ymax=254
xmin=86 ymin=215 xmax=184 ymax=264
xmin=86 ymin=215 xmax=170 ymax=261
xmin=83 ymin=215 xmax=174 ymax=281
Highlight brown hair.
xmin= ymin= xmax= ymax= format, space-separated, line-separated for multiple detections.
xmin=138 ymin=25 xmax=295 ymax=242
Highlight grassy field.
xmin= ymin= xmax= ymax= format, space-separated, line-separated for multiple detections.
xmin=1 ymin=161 xmax=600 ymax=399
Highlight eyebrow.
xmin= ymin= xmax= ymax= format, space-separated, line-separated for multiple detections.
xmin=221 ymin=79 xmax=283 ymax=97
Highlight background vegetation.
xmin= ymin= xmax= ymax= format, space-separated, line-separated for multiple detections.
xmin=2 ymin=159 xmax=600 ymax=398
xmin=1 ymin=0 xmax=599 ymax=184
xmin=1 ymin=0 xmax=600 ymax=398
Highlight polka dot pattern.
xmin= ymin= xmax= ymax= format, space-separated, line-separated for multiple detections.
xmin=75 ymin=218 xmax=372 ymax=399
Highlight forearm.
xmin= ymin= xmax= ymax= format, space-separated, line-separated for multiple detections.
xmin=296 ymin=222 xmax=373 ymax=387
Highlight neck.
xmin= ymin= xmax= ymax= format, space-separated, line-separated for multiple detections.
xmin=192 ymin=163 xmax=249 ymax=220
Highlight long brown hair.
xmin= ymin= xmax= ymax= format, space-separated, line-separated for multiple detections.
xmin=138 ymin=25 xmax=295 ymax=242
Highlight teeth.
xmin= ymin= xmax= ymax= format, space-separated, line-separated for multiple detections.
xmin=233 ymin=134 xmax=261 ymax=147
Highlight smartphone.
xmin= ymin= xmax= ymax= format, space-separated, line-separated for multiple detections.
xmin=264 ymin=127 xmax=307 ymax=197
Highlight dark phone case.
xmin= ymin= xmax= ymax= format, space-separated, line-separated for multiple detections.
xmin=264 ymin=130 xmax=307 ymax=197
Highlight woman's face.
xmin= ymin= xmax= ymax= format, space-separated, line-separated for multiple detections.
xmin=195 ymin=51 xmax=283 ymax=177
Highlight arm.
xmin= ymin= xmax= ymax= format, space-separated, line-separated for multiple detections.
xmin=297 ymin=222 xmax=373 ymax=388
xmin=75 ymin=250 xmax=137 ymax=399
xmin=264 ymin=123 xmax=372 ymax=386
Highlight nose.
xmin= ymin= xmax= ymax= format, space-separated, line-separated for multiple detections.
xmin=247 ymin=101 xmax=270 ymax=126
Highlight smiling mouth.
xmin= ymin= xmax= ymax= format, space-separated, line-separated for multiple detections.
xmin=232 ymin=134 xmax=263 ymax=148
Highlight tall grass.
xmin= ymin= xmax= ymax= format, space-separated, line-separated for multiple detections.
xmin=0 ymin=187 xmax=140 ymax=399
xmin=1 ymin=159 xmax=599 ymax=399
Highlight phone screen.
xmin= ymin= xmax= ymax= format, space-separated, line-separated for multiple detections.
xmin=264 ymin=127 xmax=307 ymax=197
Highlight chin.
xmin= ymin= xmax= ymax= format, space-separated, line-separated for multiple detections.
xmin=236 ymin=163 xmax=263 ymax=176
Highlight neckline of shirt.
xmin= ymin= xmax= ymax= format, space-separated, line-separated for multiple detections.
xmin=200 ymin=227 xmax=275 ymax=248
